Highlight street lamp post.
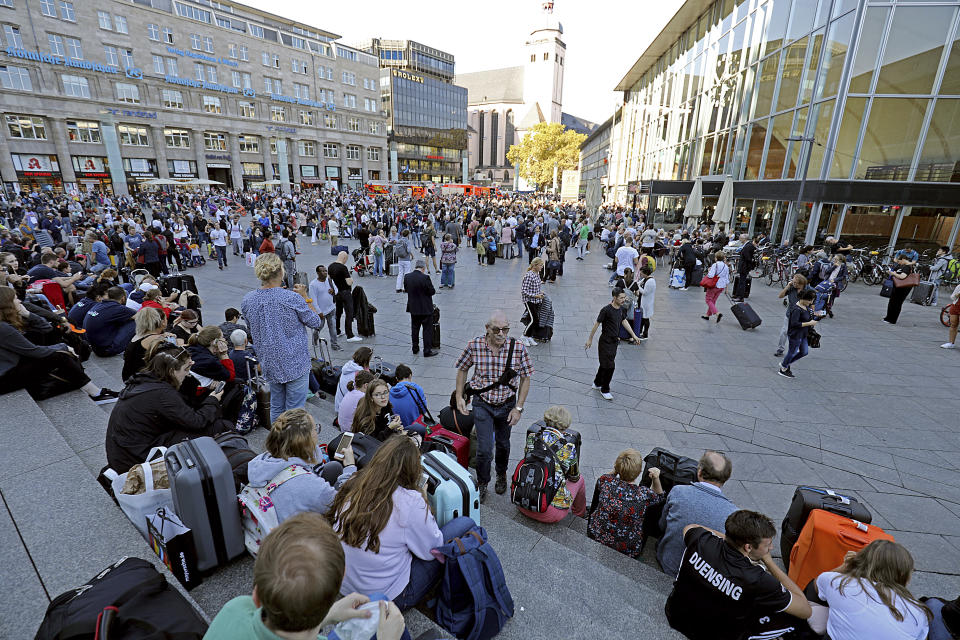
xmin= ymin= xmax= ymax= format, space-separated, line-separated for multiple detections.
xmin=780 ymin=135 xmax=815 ymax=245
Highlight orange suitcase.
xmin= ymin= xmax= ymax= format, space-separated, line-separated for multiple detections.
xmin=788 ymin=508 xmax=894 ymax=589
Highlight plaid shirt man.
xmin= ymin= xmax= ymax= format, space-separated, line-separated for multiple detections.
xmin=455 ymin=336 xmax=534 ymax=405
xmin=521 ymin=271 xmax=543 ymax=303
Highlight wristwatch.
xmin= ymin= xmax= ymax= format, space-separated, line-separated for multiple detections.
xmin=515 ymin=406 xmax=524 ymax=413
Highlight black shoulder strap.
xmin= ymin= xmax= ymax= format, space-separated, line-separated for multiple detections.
xmin=405 ymin=384 xmax=435 ymax=423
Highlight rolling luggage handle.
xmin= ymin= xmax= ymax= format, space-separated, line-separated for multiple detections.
xmin=312 ymin=330 xmax=333 ymax=365
xmin=654 ymin=450 xmax=682 ymax=475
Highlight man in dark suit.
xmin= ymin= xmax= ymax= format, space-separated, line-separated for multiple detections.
xmin=733 ymin=235 xmax=758 ymax=302
xmin=404 ymin=258 xmax=437 ymax=357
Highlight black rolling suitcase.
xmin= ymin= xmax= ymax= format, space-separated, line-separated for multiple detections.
xmin=638 ymin=448 xmax=699 ymax=541
xmin=432 ymin=305 xmax=441 ymax=349
xmin=780 ymin=486 xmax=872 ymax=570
xmin=731 ymin=301 xmax=762 ymax=329
xmin=311 ymin=334 xmax=340 ymax=396
xmin=910 ymin=282 xmax=934 ymax=305
xmin=733 ymin=274 xmax=752 ymax=299
xmin=164 ymin=437 xmax=246 ymax=572
xmin=374 ymin=357 xmax=398 ymax=385
xmin=328 ymin=431 xmax=382 ymax=468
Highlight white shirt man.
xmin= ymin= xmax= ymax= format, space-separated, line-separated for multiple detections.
xmin=615 ymin=240 xmax=640 ymax=277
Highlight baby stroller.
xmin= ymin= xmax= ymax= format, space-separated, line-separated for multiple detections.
xmin=351 ymin=247 xmax=372 ymax=277
xmin=176 ymin=239 xmax=193 ymax=269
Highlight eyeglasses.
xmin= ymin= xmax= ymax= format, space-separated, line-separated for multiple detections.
xmin=489 ymin=326 xmax=510 ymax=334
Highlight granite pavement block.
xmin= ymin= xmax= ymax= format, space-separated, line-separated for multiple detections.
xmin=0 ymin=391 xmax=75 ymax=482
xmin=694 ymin=404 xmax=757 ymax=429
xmin=665 ymin=431 xmax=729 ymax=454
xmin=909 ymin=571 xmax=960 ymax=599
xmin=593 ymin=424 xmax=672 ymax=447
xmin=754 ymin=419 xmax=822 ymax=448
xmin=751 ymin=431 xmax=824 ymax=463
xmin=0 ymin=456 xmax=153 ymax=597
xmin=856 ymin=492 xmax=960 ymax=536
xmin=0 ymin=496 xmax=50 ymax=640
xmin=631 ymin=400 xmax=695 ymax=425
xmin=188 ymin=554 xmax=255 ymax=617
xmin=740 ymin=481 xmax=799 ymax=522
xmin=819 ymin=451 xmax=902 ymax=485
xmin=884 ymin=531 xmax=960 ymax=573
xmin=628 ymin=410 xmax=688 ymax=432
xmin=719 ymin=437 xmax=778 ymax=454
xmin=689 ymin=415 xmax=755 ymax=441
xmin=38 ymin=390 xmax=112 ymax=454
xmin=819 ymin=436 xmax=898 ymax=469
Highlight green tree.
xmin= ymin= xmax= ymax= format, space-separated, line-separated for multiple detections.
xmin=506 ymin=122 xmax=586 ymax=191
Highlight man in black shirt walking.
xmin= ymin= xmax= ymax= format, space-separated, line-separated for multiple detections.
xmin=584 ymin=288 xmax=640 ymax=401
xmin=328 ymin=251 xmax=362 ymax=343
xmin=665 ymin=510 xmax=811 ymax=640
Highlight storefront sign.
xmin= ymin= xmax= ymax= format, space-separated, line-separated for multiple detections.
xmin=75 ymin=156 xmax=106 ymax=173
xmin=266 ymin=125 xmax=297 ymax=133
xmin=205 ymin=154 xmax=231 ymax=161
xmin=207 ymin=163 xmax=231 ymax=169
xmin=164 ymin=75 xmax=242 ymax=95
xmin=104 ymin=108 xmax=158 ymax=119
xmin=267 ymin=93 xmax=335 ymax=111
xmin=165 ymin=46 xmax=239 ymax=68
xmin=3 ymin=46 xmax=140 ymax=77
xmin=13 ymin=154 xmax=60 ymax=173
xmin=391 ymin=69 xmax=424 ymax=84
xmin=425 ymin=155 xmax=444 ymax=160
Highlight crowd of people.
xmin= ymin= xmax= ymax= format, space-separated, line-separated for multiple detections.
xmin=2 ymin=185 xmax=957 ymax=640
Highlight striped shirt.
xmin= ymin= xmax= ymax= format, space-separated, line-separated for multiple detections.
xmin=521 ymin=271 xmax=543 ymax=303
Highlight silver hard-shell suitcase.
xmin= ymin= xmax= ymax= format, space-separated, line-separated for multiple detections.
xmin=165 ymin=436 xmax=245 ymax=572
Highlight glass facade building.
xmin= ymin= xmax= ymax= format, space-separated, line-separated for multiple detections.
xmin=613 ymin=0 xmax=960 ymax=250
xmin=359 ymin=39 xmax=467 ymax=183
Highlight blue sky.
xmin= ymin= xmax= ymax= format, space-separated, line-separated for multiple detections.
xmin=246 ymin=0 xmax=685 ymax=124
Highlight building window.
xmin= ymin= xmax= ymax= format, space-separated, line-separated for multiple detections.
xmin=162 ymin=88 xmax=183 ymax=109
xmin=364 ymin=97 xmax=377 ymax=112
xmin=66 ymin=120 xmax=100 ymax=143
xmin=322 ymin=142 xmax=339 ymax=158
xmin=151 ymin=54 xmax=163 ymax=74
xmin=164 ymin=127 xmax=190 ymax=148
xmin=299 ymin=110 xmax=314 ymax=125
xmin=202 ymin=95 xmax=222 ymax=114
xmin=320 ymin=66 xmax=333 ymax=80
xmin=204 ymin=131 xmax=226 ymax=151
xmin=154 ymin=56 xmax=177 ymax=76
xmin=241 ymin=162 xmax=263 ymax=176
xmin=229 ymin=43 xmax=237 ymax=58
xmin=6 ymin=114 xmax=46 ymax=139
xmin=3 ymin=24 xmax=22 ymax=48
xmin=543 ymin=52 xmax=548 ymax=60
xmin=97 ymin=10 xmax=111 ymax=30
xmin=239 ymin=100 xmax=256 ymax=118
xmin=368 ymin=120 xmax=382 ymax=135
xmin=262 ymin=52 xmax=279 ymax=68
xmin=343 ymin=93 xmax=356 ymax=109
xmin=294 ymin=82 xmax=309 ymax=100
xmin=57 ymin=1 xmax=74 ymax=21
xmin=0 ymin=64 xmax=31 ymax=91
xmin=163 ymin=27 xmax=174 ymax=44
xmin=347 ymin=117 xmax=360 ymax=132
xmin=48 ymin=34 xmax=64 ymax=57
xmin=119 ymin=48 xmax=134 ymax=68
xmin=114 ymin=15 xmax=127 ymax=34
xmin=115 ymin=82 xmax=139 ymax=103
xmin=118 ymin=124 xmax=149 ymax=146
xmin=174 ymin=1 xmax=211 ymax=24
xmin=65 ymin=37 xmax=82 ymax=60
xmin=249 ymin=24 xmax=264 ymax=39
xmin=147 ymin=23 xmax=159 ymax=41
xmin=194 ymin=63 xmax=216 ymax=83
xmin=269 ymin=137 xmax=277 ymax=154
xmin=61 ymin=74 xmax=89 ymax=97
xmin=238 ymin=135 xmax=259 ymax=153
xmin=324 ymin=113 xmax=337 ymax=129
xmin=270 ymin=105 xmax=285 ymax=122
xmin=345 ymin=145 xmax=361 ymax=160
xmin=238 ymin=44 xmax=248 ymax=61
xmin=40 ymin=0 xmax=55 ymax=16
xmin=530 ymin=54 xmax=535 ymax=62
xmin=203 ymin=36 xmax=213 ymax=53
xmin=104 ymin=45 xmax=118 ymax=67
xmin=264 ymin=77 xmax=282 ymax=94
xmin=341 ymin=71 xmax=356 ymax=85
xmin=298 ymin=140 xmax=315 ymax=157
xmin=190 ymin=33 xmax=201 ymax=50
xmin=168 ymin=159 xmax=196 ymax=176
xmin=367 ymin=147 xmax=380 ymax=162
xmin=291 ymin=58 xmax=307 ymax=74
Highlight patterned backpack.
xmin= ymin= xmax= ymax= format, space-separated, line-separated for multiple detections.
xmin=238 ymin=465 xmax=313 ymax=556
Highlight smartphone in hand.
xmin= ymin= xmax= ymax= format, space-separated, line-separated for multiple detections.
xmin=335 ymin=432 xmax=354 ymax=461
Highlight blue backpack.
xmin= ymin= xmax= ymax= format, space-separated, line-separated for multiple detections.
xmin=435 ymin=526 xmax=514 ymax=640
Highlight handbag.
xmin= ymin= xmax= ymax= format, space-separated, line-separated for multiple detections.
xmin=700 ymin=273 xmax=719 ymax=288
xmin=147 ymin=508 xmax=201 ymax=590
xmin=880 ymin=277 xmax=894 ymax=298
xmin=893 ymin=272 xmax=920 ymax=288
xmin=807 ymin=328 xmax=822 ymax=349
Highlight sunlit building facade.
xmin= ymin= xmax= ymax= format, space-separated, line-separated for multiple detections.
xmin=613 ymin=0 xmax=960 ymax=249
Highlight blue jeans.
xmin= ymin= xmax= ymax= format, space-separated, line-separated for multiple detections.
xmin=374 ymin=252 xmax=384 ymax=276
xmin=781 ymin=337 xmax=809 ymax=369
xmin=269 ymin=372 xmax=310 ymax=423
xmin=393 ymin=516 xmax=476 ymax=611
xmin=516 ymin=237 xmax=523 ymax=257
xmin=472 ymin=397 xmax=515 ymax=486
xmin=440 ymin=262 xmax=455 ymax=287
xmin=214 ymin=245 xmax=227 ymax=267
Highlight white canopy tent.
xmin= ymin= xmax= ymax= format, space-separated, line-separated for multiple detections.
xmin=682 ymin=177 xmax=703 ymax=226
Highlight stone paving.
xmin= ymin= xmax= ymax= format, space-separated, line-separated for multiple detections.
xmin=3 ymin=229 xmax=960 ymax=639
xmin=191 ymin=234 xmax=960 ymax=594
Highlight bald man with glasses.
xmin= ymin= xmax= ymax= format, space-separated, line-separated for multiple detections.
xmin=455 ymin=310 xmax=534 ymax=503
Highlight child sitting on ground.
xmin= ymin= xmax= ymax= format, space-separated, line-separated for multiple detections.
xmin=203 ymin=512 xmax=407 ymax=640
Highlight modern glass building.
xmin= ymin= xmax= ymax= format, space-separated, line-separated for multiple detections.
xmin=613 ymin=0 xmax=960 ymax=250
xmin=357 ymin=39 xmax=468 ymax=183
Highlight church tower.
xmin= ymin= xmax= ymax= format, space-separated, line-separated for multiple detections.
xmin=522 ymin=1 xmax=565 ymax=124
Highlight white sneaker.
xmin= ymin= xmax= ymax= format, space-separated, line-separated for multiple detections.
xmin=590 ymin=383 xmax=600 ymax=390
xmin=346 ymin=336 xmax=362 ymax=342
xmin=601 ymin=391 xmax=614 ymax=401
xmin=941 ymin=342 xmax=955 ymax=349
xmin=679 ymin=287 xmax=688 ymax=291
xmin=585 ymin=250 xmax=590 ymax=254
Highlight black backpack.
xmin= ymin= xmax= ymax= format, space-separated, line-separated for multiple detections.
xmin=510 ymin=437 xmax=561 ymax=513
xmin=35 ymin=557 xmax=207 ymax=640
